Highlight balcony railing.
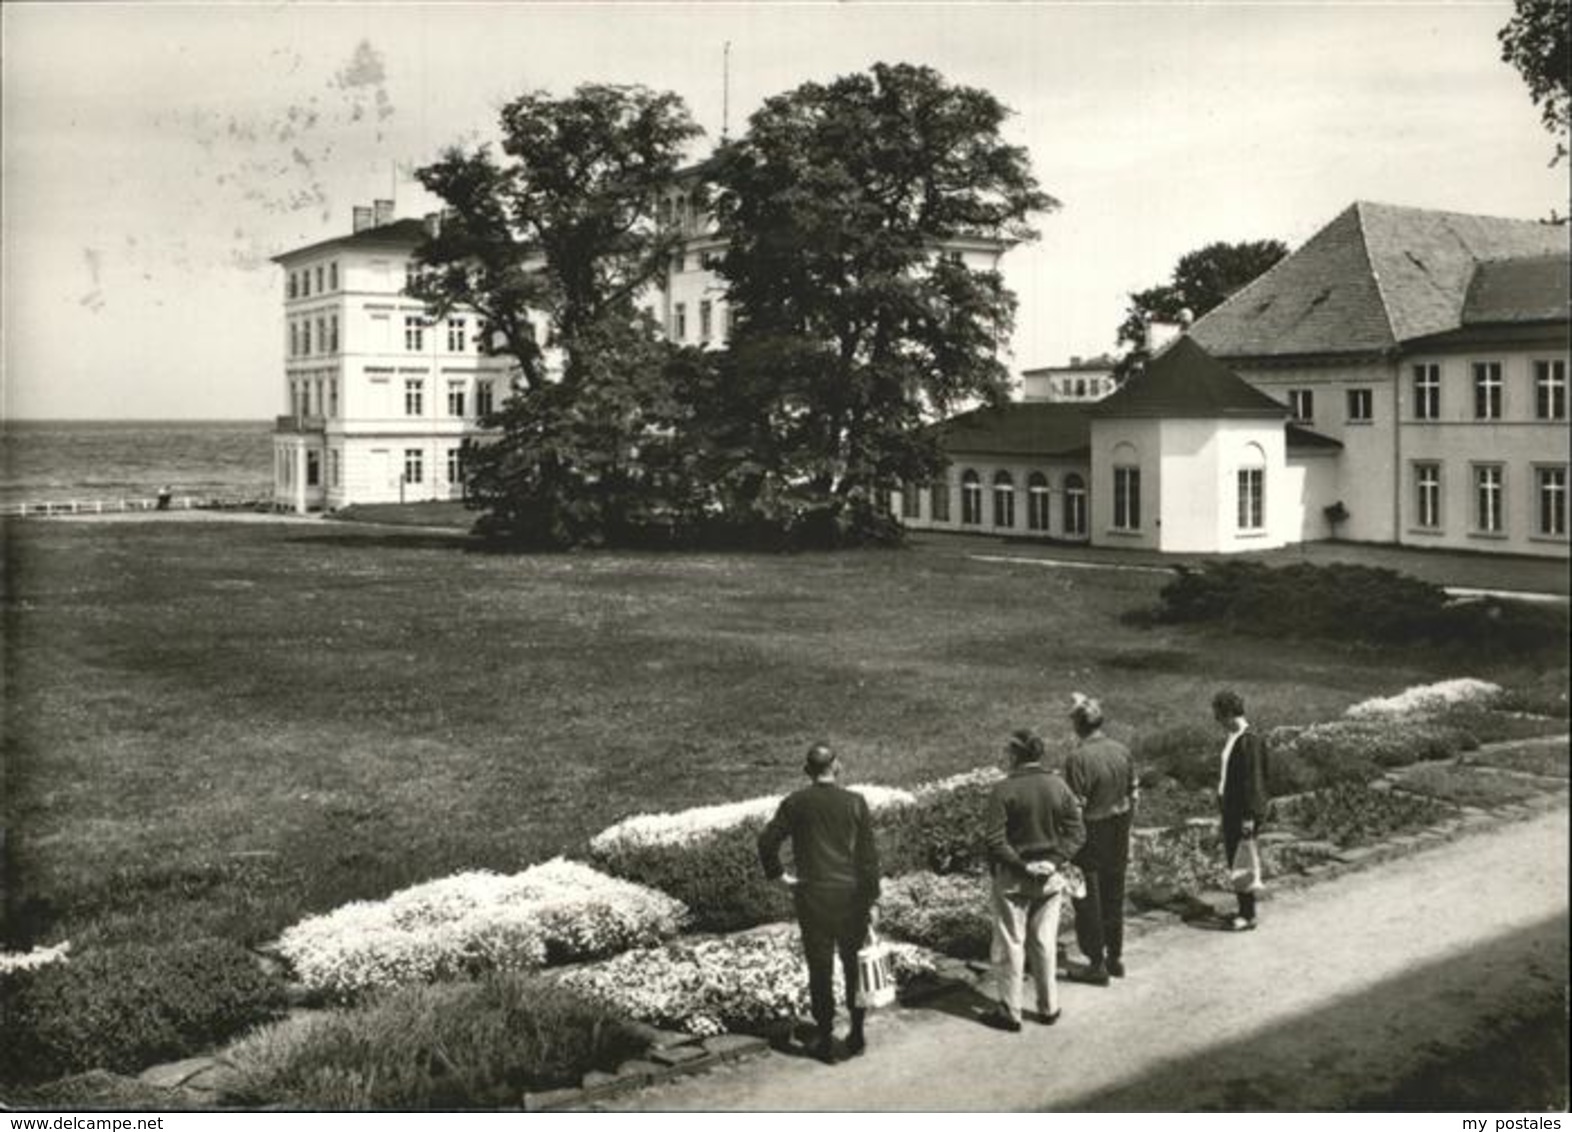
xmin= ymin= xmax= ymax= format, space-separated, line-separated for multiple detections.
xmin=275 ymin=414 xmax=326 ymax=433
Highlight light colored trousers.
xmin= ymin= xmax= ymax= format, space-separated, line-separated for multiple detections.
xmin=990 ymin=870 xmax=1063 ymax=1021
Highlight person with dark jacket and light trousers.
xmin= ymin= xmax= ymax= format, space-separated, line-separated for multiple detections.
xmin=1213 ymin=689 xmax=1271 ymax=931
xmin=982 ymin=729 xmax=1086 ymax=1032
xmin=1063 ymin=694 xmax=1137 ymax=983
xmin=759 ymin=742 xmax=882 ymax=1064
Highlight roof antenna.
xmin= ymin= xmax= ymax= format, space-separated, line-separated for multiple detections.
xmin=721 ymin=41 xmax=731 ymax=142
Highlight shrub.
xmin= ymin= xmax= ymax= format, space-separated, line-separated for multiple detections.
xmin=274 ymin=859 xmax=687 ymax=1001
xmin=588 ymin=818 xmax=793 ymax=933
xmin=1345 ymin=679 xmax=1502 ymax=719
xmin=1148 ymin=561 xmax=1567 ymax=655
xmin=1 ymin=937 xmax=287 ymax=1084
xmin=1133 ymin=779 xmax=1219 ymax=829
xmin=555 ymin=926 xmax=939 ymax=1038
xmin=876 ymin=774 xmax=1000 ymax=876
xmin=1132 ymin=724 xmax=1219 ymax=792
xmin=1269 ymin=718 xmax=1472 ymax=788
xmin=1127 ymin=827 xmax=1229 ymax=906
xmin=223 ymin=974 xmax=644 ymax=1110
xmin=1275 ymin=782 xmax=1454 ymax=847
xmin=878 ymin=873 xmax=993 ymax=958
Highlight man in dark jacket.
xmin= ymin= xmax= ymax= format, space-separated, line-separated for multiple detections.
xmin=759 ymin=742 xmax=882 ymax=1064
xmin=982 ymin=729 xmax=1086 ymax=1031
xmin=1064 ymin=694 xmax=1137 ymax=983
xmin=1213 ymin=689 xmax=1271 ymax=931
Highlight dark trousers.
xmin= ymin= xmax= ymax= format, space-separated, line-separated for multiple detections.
xmin=1223 ymin=808 xmax=1261 ymax=922
xmin=1072 ymin=811 xmax=1132 ymax=966
xmin=794 ymin=885 xmax=870 ymax=1037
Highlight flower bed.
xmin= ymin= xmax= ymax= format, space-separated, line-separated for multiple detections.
xmin=1345 ymin=679 xmax=1502 ymax=720
xmin=0 ymin=940 xmax=71 ymax=976
xmin=879 ymin=872 xmax=992 ymax=959
xmin=1275 ymin=782 xmax=1455 ymax=847
xmin=1393 ymin=764 xmax=1549 ymax=809
xmin=275 ymin=859 xmax=687 ymax=1000
xmin=1465 ymin=742 xmax=1570 ymax=779
xmin=590 ymin=785 xmax=916 ymax=854
xmin=554 ymin=926 xmax=939 ymax=1038
xmin=1267 ymin=718 xmax=1474 ymax=795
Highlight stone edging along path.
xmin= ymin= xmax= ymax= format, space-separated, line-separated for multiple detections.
xmin=133 ymin=734 xmax=1568 ymax=1113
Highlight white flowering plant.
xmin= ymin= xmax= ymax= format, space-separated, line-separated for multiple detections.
xmin=276 ymin=859 xmax=688 ymax=1000
xmin=555 ymin=925 xmax=939 ymax=1037
xmin=0 ymin=940 xmax=71 ymax=976
xmin=1345 ymin=679 xmax=1502 ymax=720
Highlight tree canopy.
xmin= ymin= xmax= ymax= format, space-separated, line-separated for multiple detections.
xmin=709 ymin=62 xmax=1057 ymax=545
xmin=411 ymin=84 xmax=702 ymax=546
xmin=1499 ymin=0 xmax=1571 ymax=166
xmin=1114 ymin=239 xmax=1288 ymax=371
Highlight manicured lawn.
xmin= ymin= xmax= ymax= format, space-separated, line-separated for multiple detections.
xmin=2 ymin=517 xmax=1563 ymax=953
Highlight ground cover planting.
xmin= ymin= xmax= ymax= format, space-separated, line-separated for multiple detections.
xmin=2 ymin=517 xmax=1565 ymax=1103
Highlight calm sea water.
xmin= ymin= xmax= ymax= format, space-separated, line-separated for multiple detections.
xmin=0 ymin=420 xmax=273 ymax=507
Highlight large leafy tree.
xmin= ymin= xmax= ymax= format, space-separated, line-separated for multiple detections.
xmin=709 ymin=62 xmax=1057 ymax=546
xmin=1114 ymin=239 xmax=1288 ymax=374
xmin=409 ymin=84 xmax=702 ymax=544
xmin=1499 ymin=0 xmax=1571 ymax=166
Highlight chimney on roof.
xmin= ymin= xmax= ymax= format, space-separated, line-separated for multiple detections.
xmin=423 ymin=212 xmax=441 ymax=238
xmin=352 ymin=206 xmax=374 ymax=233
xmin=373 ymin=199 xmax=395 ymax=226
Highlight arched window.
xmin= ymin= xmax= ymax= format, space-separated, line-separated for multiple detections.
xmin=1027 ymin=472 xmax=1050 ymax=532
xmin=993 ymin=470 xmax=1015 ymax=529
xmin=961 ymin=470 xmax=982 ymax=525
xmin=1064 ymin=473 xmax=1088 ymax=538
xmin=1237 ymin=442 xmax=1267 ymax=531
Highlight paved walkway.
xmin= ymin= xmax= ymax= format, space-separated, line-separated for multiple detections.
xmin=601 ymin=807 xmax=1569 ymax=1111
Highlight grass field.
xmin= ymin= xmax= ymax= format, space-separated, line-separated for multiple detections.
xmin=2 ymin=517 xmax=1564 ymax=954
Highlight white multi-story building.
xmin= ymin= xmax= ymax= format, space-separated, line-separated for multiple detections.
xmin=270 ymin=201 xmax=519 ymax=512
xmin=1019 ymin=354 xmax=1118 ymax=402
xmin=272 ymin=179 xmax=1010 ymax=511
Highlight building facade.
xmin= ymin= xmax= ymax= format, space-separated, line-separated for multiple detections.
xmin=1019 ymin=354 xmax=1117 ymax=402
xmin=908 ymin=201 xmax=1568 ymax=559
xmin=271 ymin=203 xmax=519 ymax=512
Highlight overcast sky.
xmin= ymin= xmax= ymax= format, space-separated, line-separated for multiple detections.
xmin=2 ymin=1 xmax=1564 ymax=420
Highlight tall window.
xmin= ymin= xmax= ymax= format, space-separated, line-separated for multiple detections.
xmin=930 ymin=482 xmax=951 ymax=523
xmin=475 ymin=380 xmax=495 ymax=418
xmin=315 ymin=266 xmax=324 ymax=294
xmin=960 ymin=470 xmax=982 ymax=526
xmin=447 ymin=318 xmax=466 ymax=352
xmin=305 ymin=450 xmax=320 ymax=487
xmin=404 ymin=317 xmax=424 ymax=351
xmin=1113 ymin=467 xmax=1141 ymax=531
xmin=403 ymin=449 xmax=424 ymax=485
xmin=1237 ymin=468 xmax=1265 ymax=531
xmin=404 ymin=379 xmax=424 ymax=417
xmin=1473 ymin=362 xmax=1502 ymax=420
xmin=1536 ymin=360 xmax=1567 ymax=420
xmin=447 ymin=382 xmax=466 ymax=417
xmin=287 ymin=272 xmax=298 ymax=299
xmin=1537 ymin=466 xmax=1567 ymax=537
xmin=900 ymin=483 xmax=921 ymax=520
xmin=301 ymin=320 xmax=312 ymax=355
xmin=1346 ymin=388 xmax=1373 ymax=423
xmin=1288 ymin=389 xmax=1314 ymax=423
xmin=1413 ymin=363 xmax=1440 ymax=420
xmin=447 ymin=448 xmax=464 ymax=486
xmin=330 ymin=449 xmax=341 ymax=488
xmin=328 ymin=379 xmax=338 ymax=418
xmin=404 ymin=262 xmax=418 ymax=294
xmin=289 ymin=322 xmax=299 ymax=358
xmin=673 ymin=303 xmax=687 ymax=341
xmin=328 ymin=262 xmax=338 ymax=290
xmin=992 ymin=471 xmax=1015 ymax=528
xmin=1474 ymin=464 xmax=1504 ymax=533
xmin=1027 ymin=472 xmax=1050 ymax=531
xmin=1064 ymin=474 xmax=1087 ymax=537
xmin=699 ymin=300 xmax=713 ymax=343
xmin=1414 ymin=463 xmax=1441 ymax=529
xmin=301 ymin=269 xmax=310 ymax=298
xmin=316 ymin=318 xmax=326 ymax=357
xmin=329 ymin=315 xmax=339 ymax=352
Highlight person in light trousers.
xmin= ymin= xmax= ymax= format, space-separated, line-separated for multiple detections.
xmin=982 ymin=729 xmax=1086 ymax=1031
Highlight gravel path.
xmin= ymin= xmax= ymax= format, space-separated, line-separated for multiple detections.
xmin=601 ymin=806 xmax=1568 ymax=1111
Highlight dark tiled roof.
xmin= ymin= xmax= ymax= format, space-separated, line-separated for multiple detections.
xmin=1190 ymin=202 xmax=1567 ymax=358
xmin=936 ymin=402 xmax=1091 ymax=456
xmin=1462 ymin=253 xmax=1571 ymax=324
xmin=1286 ymin=424 xmax=1343 ymax=450
xmin=272 ymin=219 xmax=428 ymax=264
xmin=1089 ymin=336 xmax=1288 ymax=419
